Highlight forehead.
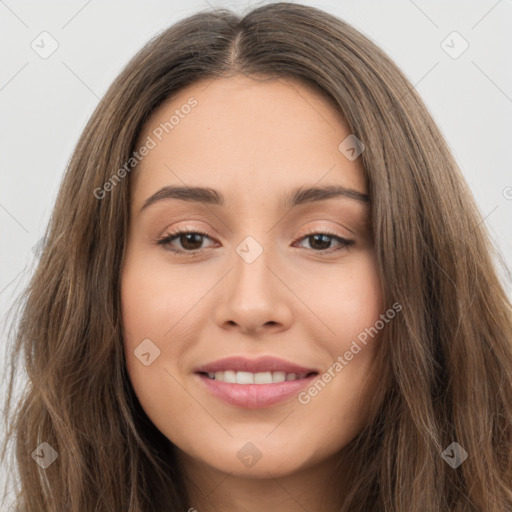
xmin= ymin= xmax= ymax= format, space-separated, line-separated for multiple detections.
xmin=131 ymin=75 xmax=366 ymax=208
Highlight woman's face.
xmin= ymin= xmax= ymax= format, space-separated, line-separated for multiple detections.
xmin=121 ymin=75 xmax=384 ymax=480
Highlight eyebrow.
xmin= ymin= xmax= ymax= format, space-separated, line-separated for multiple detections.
xmin=140 ymin=184 xmax=369 ymax=212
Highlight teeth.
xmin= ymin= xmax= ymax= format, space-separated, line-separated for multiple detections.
xmin=224 ymin=370 xmax=236 ymax=384
xmin=254 ymin=371 xmax=272 ymax=384
xmin=272 ymin=371 xmax=286 ymax=383
xmin=236 ymin=371 xmax=254 ymax=384
xmin=204 ymin=370 xmax=309 ymax=384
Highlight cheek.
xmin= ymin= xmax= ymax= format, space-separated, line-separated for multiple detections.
xmin=306 ymin=250 xmax=384 ymax=341
xmin=120 ymin=252 xmax=177 ymax=390
xmin=120 ymin=250 xmax=204 ymax=345
xmin=119 ymin=245 xmax=216 ymax=405
xmin=339 ymin=258 xmax=383 ymax=336
xmin=120 ymin=257 xmax=193 ymax=434
xmin=298 ymin=252 xmax=385 ymax=429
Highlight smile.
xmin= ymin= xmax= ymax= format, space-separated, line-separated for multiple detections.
xmin=193 ymin=355 xmax=319 ymax=408
xmin=201 ymin=370 xmax=314 ymax=383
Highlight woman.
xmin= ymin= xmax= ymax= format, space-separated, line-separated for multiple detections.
xmin=3 ymin=2 xmax=512 ymax=511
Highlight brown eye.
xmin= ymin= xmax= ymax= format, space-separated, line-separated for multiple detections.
xmin=294 ymin=232 xmax=354 ymax=253
xmin=157 ymin=230 xmax=214 ymax=255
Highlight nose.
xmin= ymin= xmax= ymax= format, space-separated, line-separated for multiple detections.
xmin=212 ymin=242 xmax=294 ymax=336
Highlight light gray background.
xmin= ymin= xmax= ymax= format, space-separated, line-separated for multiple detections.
xmin=1 ymin=0 xmax=511 ymax=502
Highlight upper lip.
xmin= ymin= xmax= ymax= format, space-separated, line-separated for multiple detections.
xmin=194 ymin=356 xmax=318 ymax=375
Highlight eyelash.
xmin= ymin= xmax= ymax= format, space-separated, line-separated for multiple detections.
xmin=155 ymin=227 xmax=355 ymax=258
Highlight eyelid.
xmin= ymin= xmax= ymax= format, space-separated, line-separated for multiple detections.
xmin=296 ymin=223 xmax=352 ymax=239
xmin=158 ymin=220 xmax=354 ymax=240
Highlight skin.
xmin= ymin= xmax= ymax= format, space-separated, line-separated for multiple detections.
xmin=121 ymin=75 xmax=385 ymax=512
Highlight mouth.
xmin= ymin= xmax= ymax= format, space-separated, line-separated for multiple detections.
xmin=193 ymin=356 xmax=319 ymax=408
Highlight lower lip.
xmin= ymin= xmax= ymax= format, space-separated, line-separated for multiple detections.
xmin=195 ymin=373 xmax=318 ymax=408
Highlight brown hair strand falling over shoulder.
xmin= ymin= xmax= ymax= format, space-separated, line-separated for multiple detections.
xmin=2 ymin=2 xmax=512 ymax=511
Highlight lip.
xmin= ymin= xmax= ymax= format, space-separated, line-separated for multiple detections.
xmin=194 ymin=356 xmax=319 ymax=409
xmin=193 ymin=355 xmax=318 ymax=374
xmin=196 ymin=373 xmax=318 ymax=408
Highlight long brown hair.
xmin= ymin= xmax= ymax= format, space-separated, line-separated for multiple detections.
xmin=2 ymin=2 xmax=512 ymax=510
